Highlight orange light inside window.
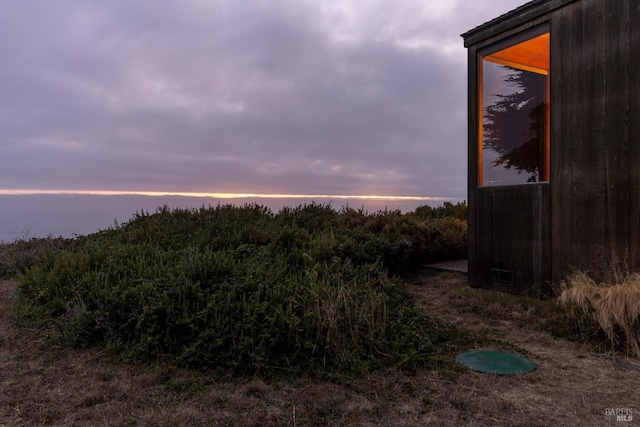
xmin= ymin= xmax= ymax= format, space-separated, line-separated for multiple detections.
xmin=479 ymin=30 xmax=550 ymax=186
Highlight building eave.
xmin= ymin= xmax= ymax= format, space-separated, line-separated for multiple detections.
xmin=461 ymin=0 xmax=577 ymax=47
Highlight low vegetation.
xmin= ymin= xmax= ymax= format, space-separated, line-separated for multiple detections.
xmin=558 ymin=269 xmax=640 ymax=357
xmin=5 ymin=199 xmax=638 ymax=371
xmin=4 ymin=272 xmax=639 ymax=426
xmin=2 ymin=202 xmax=640 ymax=425
xmin=9 ymin=202 xmax=469 ymax=376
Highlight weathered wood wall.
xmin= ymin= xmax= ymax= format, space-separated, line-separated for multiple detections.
xmin=464 ymin=0 xmax=640 ymax=293
xmin=474 ymin=185 xmax=551 ymax=294
xmin=551 ymin=0 xmax=640 ymax=280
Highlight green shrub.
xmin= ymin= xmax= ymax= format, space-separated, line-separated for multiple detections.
xmin=15 ymin=203 xmax=467 ymax=375
xmin=413 ymin=201 xmax=467 ymax=221
xmin=425 ymin=217 xmax=468 ymax=261
xmin=411 ymin=202 xmax=468 ymax=261
xmin=0 ymin=236 xmax=74 ymax=279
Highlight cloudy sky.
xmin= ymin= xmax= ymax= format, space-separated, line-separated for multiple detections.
xmin=1 ymin=0 xmax=528 ymax=203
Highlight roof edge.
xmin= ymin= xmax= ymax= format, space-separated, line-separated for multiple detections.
xmin=461 ymin=0 xmax=575 ymax=46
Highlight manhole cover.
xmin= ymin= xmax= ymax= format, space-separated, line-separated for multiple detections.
xmin=456 ymin=349 xmax=536 ymax=375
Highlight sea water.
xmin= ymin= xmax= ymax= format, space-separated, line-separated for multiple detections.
xmin=0 ymin=194 xmax=441 ymax=243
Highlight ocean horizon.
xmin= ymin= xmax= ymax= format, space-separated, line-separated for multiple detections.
xmin=0 ymin=194 xmax=462 ymax=243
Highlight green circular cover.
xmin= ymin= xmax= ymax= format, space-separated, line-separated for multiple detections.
xmin=456 ymin=350 xmax=536 ymax=375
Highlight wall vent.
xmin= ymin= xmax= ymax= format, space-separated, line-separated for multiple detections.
xmin=490 ymin=268 xmax=514 ymax=284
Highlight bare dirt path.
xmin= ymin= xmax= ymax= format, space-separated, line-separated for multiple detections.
xmin=408 ymin=271 xmax=640 ymax=426
xmin=1 ymin=273 xmax=638 ymax=426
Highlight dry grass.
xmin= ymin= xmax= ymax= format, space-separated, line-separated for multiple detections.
xmin=559 ymin=270 xmax=640 ymax=356
xmin=2 ymin=273 xmax=640 ymax=426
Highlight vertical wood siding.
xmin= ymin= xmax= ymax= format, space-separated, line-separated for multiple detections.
xmin=551 ymin=0 xmax=640 ymax=279
xmin=467 ymin=48 xmax=480 ymax=287
xmin=466 ymin=0 xmax=640 ymax=293
xmin=630 ymin=2 xmax=640 ymax=269
xmin=475 ymin=185 xmax=551 ymax=295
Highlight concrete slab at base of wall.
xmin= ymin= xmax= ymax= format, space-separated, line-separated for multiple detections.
xmin=425 ymin=260 xmax=468 ymax=273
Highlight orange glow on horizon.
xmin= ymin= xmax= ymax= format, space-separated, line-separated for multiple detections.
xmin=0 ymin=189 xmax=447 ymax=201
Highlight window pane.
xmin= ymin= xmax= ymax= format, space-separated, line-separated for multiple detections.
xmin=479 ymin=30 xmax=549 ymax=186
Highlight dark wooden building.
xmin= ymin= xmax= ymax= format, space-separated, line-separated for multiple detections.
xmin=462 ymin=0 xmax=640 ymax=295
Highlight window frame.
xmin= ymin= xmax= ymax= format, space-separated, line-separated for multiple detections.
xmin=477 ymin=24 xmax=550 ymax=187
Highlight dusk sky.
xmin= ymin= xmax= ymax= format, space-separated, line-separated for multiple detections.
xmin=1 ymin=0 xmax=529 ymax=200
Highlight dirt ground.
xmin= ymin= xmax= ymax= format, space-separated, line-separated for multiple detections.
xmin=1 ymin=271 xmax=638 ymax=426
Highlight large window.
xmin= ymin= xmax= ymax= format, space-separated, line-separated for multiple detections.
xmin=479 ymin=27 xmax=550 ymax=186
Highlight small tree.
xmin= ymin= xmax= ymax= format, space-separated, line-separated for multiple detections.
xmin=483 ymin=66 xmax=545 ymax=181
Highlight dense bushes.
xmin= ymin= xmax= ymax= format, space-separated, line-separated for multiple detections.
xmin=14 ymin=203 xmax=468 ymax=375
xmin=413 ymin=201 xmax=467 ymax=221
xmin=0 ymin=237 xmax=74 ymax=279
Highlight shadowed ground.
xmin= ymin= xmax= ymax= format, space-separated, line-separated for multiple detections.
xmin=1 ymin=271 xmax=638 ymax=426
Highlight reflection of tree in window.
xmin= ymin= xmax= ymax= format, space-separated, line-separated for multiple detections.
xmin=483 ymin=66 xmax=545 ymax=183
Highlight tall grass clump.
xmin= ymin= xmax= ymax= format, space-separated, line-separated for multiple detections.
xmin=15 ymin=203 xmax=465 ymax=375
xmin=558 ymin=269 xmax=640 ymax=357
